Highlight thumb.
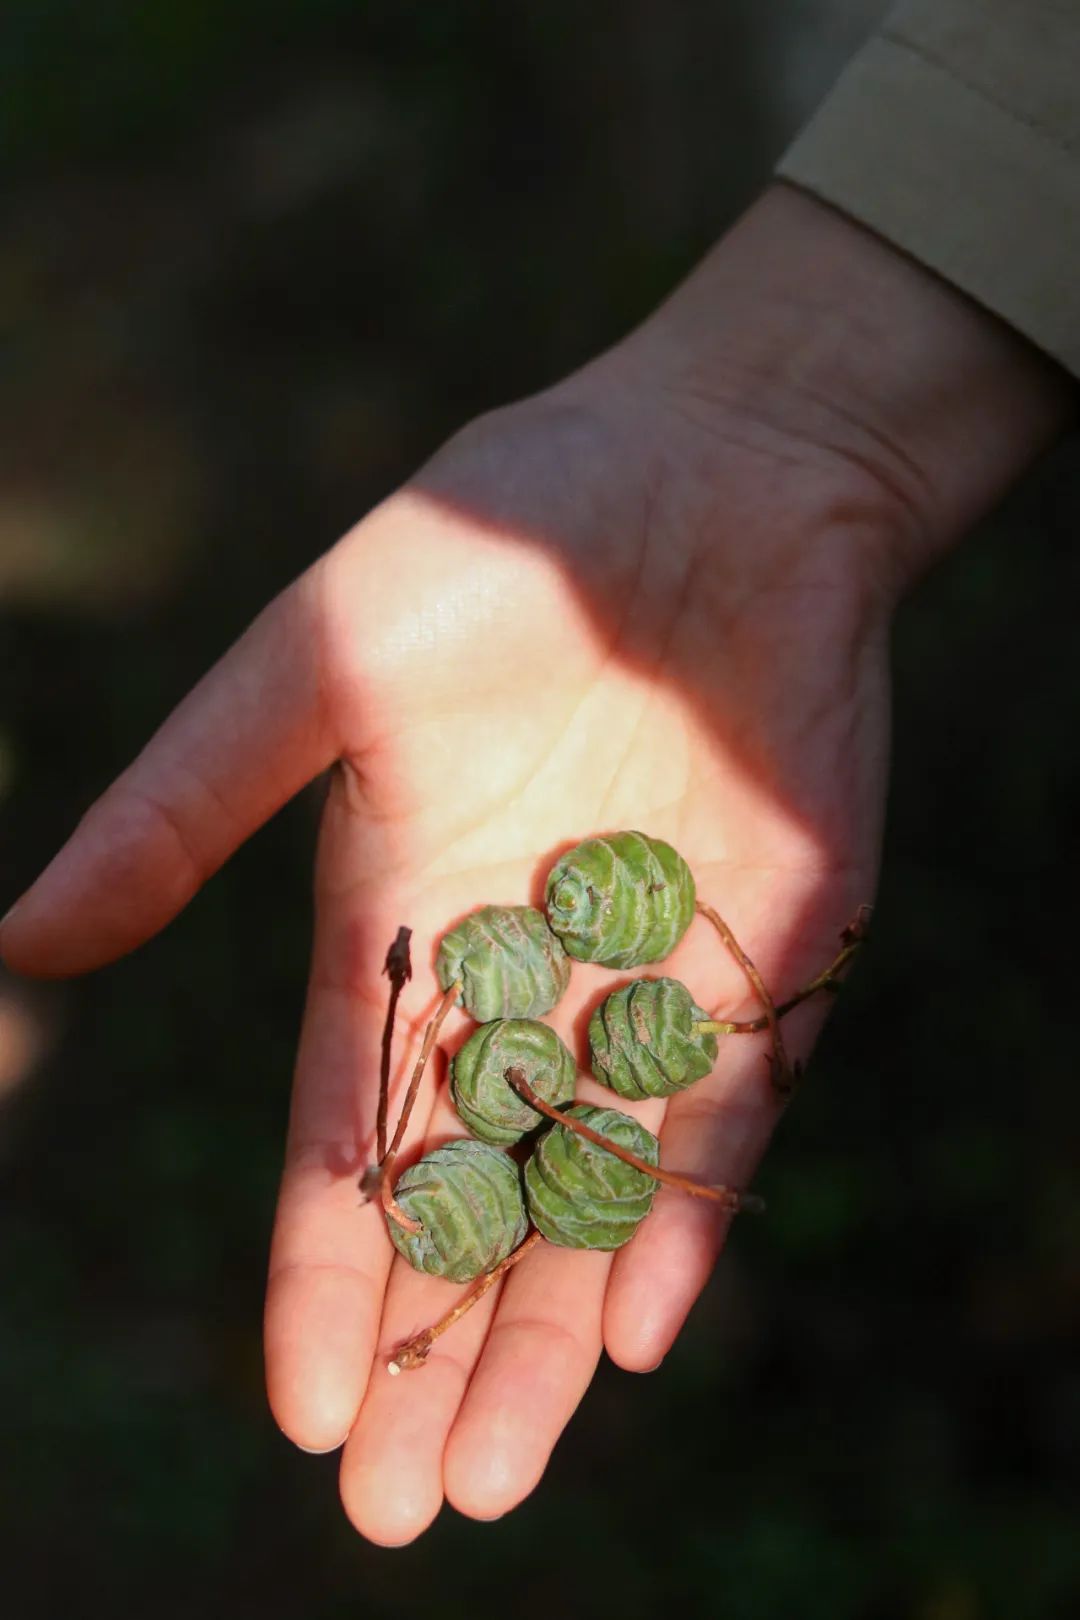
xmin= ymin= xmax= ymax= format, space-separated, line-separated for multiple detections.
xmin=2 ymin=567 xmax=341 ymax=978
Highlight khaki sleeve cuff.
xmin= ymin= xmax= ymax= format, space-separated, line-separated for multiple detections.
xmin=776 ymin=32 xmax=1080 ymax=379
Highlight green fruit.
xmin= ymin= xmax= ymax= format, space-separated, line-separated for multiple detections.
xmin=386 ymin=1139 xmax=528 ymax=1282
xmin=590 ymin=977 xmax=718 ymax=1100
xmin=451 ymin=1018 xmax=578 ymax=1146
xmin=436 ymin=905 xmax=571 ymax=1022
xmin=545 ymin=831 xmax=695 ymax=968
xmin=524 ymin=1104 xmax=659 ymax=1250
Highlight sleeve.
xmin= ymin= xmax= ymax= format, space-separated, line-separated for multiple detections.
xmin=776 ymin=0 xmax=1080 ymax=378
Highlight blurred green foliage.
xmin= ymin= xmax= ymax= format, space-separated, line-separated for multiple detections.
xmin=2 ymin=3 xmax=1078 ymax=1617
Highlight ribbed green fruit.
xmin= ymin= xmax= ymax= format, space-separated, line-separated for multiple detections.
xmin=590 ymin=977 xmax=718 ymax=1100
xmin=524 ymin=1104 xmax=659 ymax=1250
xmin=436 ymin=905 xmax=571 ymax=1022
xmin=386 ymin=1139 xmax=528 ymax=1282
xmin=451 ymin=1018 xmax=578 ymax=1146
xmin=545 ymin=831 xmax=695 ymax=968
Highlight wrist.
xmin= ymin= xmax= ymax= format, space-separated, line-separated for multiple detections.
xmin=603 ymin=184 xmax=1075 ymax=593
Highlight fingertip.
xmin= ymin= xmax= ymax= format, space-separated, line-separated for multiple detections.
xmin=293 ymin=1436 xmax=347 ymax=1456
xmin=0 ymin=905 xmax=27 ymax=974
xmin=340 ymin=1455 xmax=444 ymax=1548
xmin=339 ymin=1355 xmax=457 ymax=1546
xmin=443 ymin=1246 xmax=608 ymax=1521
xmin=604 ymin=1197 xmax=726 ymax=1370
xmin=443 ymin=1424 xmax=541 ymax=1523
xmin=264 ymin=1266 xmax=378 ymax=1454
xmin=0 ymin=795 xmax=198 ymax=977
xmin=604 ymin=1306 xmax=671 ymax=1374
xmin=603 ymin=1283 xmax=680 ymax=1373
xmin=608 ymin=1352 xmax=665 ymax=1375
xmin=0 ymin=891 xmax=65 ymax=979
xmin=271 ymin=1397 xmax=357 ymax=1458
xmin=442 ymin=1369 xmax=545 ymax=1520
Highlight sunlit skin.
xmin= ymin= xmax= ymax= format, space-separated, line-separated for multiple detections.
xmin=1 ymin=187 xmax=1070 ymax=1545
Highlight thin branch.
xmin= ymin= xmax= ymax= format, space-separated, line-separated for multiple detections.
xmin=384 ymin=980 xmax=461 ymax=1163
xmin=506 ymin=1067 xmax=763 ymax=1214
xmin=377 ymin=926 xmax=413 ymax=1164
xmin=387 ymin=1229 xmax=544 ymax=1373
xmin=380 ymin=980 xmax=462 ymax=1234
xmin=694 ymin=906 xmax=871 ymax=1035
xmin=696 ymin=899 xmax=793 ymax=1095
xmin=380 ymin=1182 xmax=423 ymax=1236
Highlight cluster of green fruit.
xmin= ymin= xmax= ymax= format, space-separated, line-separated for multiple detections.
xmin=384 ymin=830 xmax=727 ymax=1285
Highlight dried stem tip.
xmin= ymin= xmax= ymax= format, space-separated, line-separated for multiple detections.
xmin=377 ymin=925 xmax=413 ymax=1164
xmin=693 ymin=907 xmax=871 ymax=1036
xmin=388 ymin=1229 xmax=544 ymax=1373
xmin=696 ymin=899 xmax=793 ymax=1094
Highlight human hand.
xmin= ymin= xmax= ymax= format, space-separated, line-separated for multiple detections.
xmin=2 ymin=186 xmax=1068 ymax=1543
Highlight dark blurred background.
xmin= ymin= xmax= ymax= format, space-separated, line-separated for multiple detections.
xmin=2 ymin=3 xmax=1078 ymax=1616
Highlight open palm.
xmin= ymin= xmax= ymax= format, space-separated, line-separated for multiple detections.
xmin=1 ymin=353 xmax=893 ymax=1541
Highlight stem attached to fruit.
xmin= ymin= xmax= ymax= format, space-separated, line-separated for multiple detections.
xmin=696 ymin=899 xmax=793 ymax=1092
xmin=379 ymin=979 xmax=463 ymax=1235
xmin=693 ymin=908 xmax=870 ymax=1039
xmin=387 ymin=1229 xmax=544 ymax=1373
xmin=506 ymin=1067 xmax=764 ymax=1213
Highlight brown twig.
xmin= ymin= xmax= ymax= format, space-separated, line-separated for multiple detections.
xmin=693 ymin=906 xmax=871 ymax=1036
xmin=695 ymin=899 xmax=794 ymax=1095
xmin=387 ymin=1229 xmax=544 ymax=1373
xmin=380 ymin=1183 xmax=424 ymax=1235
xmin=506 ymin=1067 xmax=764 ymax=1214
xmin=380 ymin=980 xmax=462 ymax=1234
xmin=377 ymin=926 xmax=413 ymax=1164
